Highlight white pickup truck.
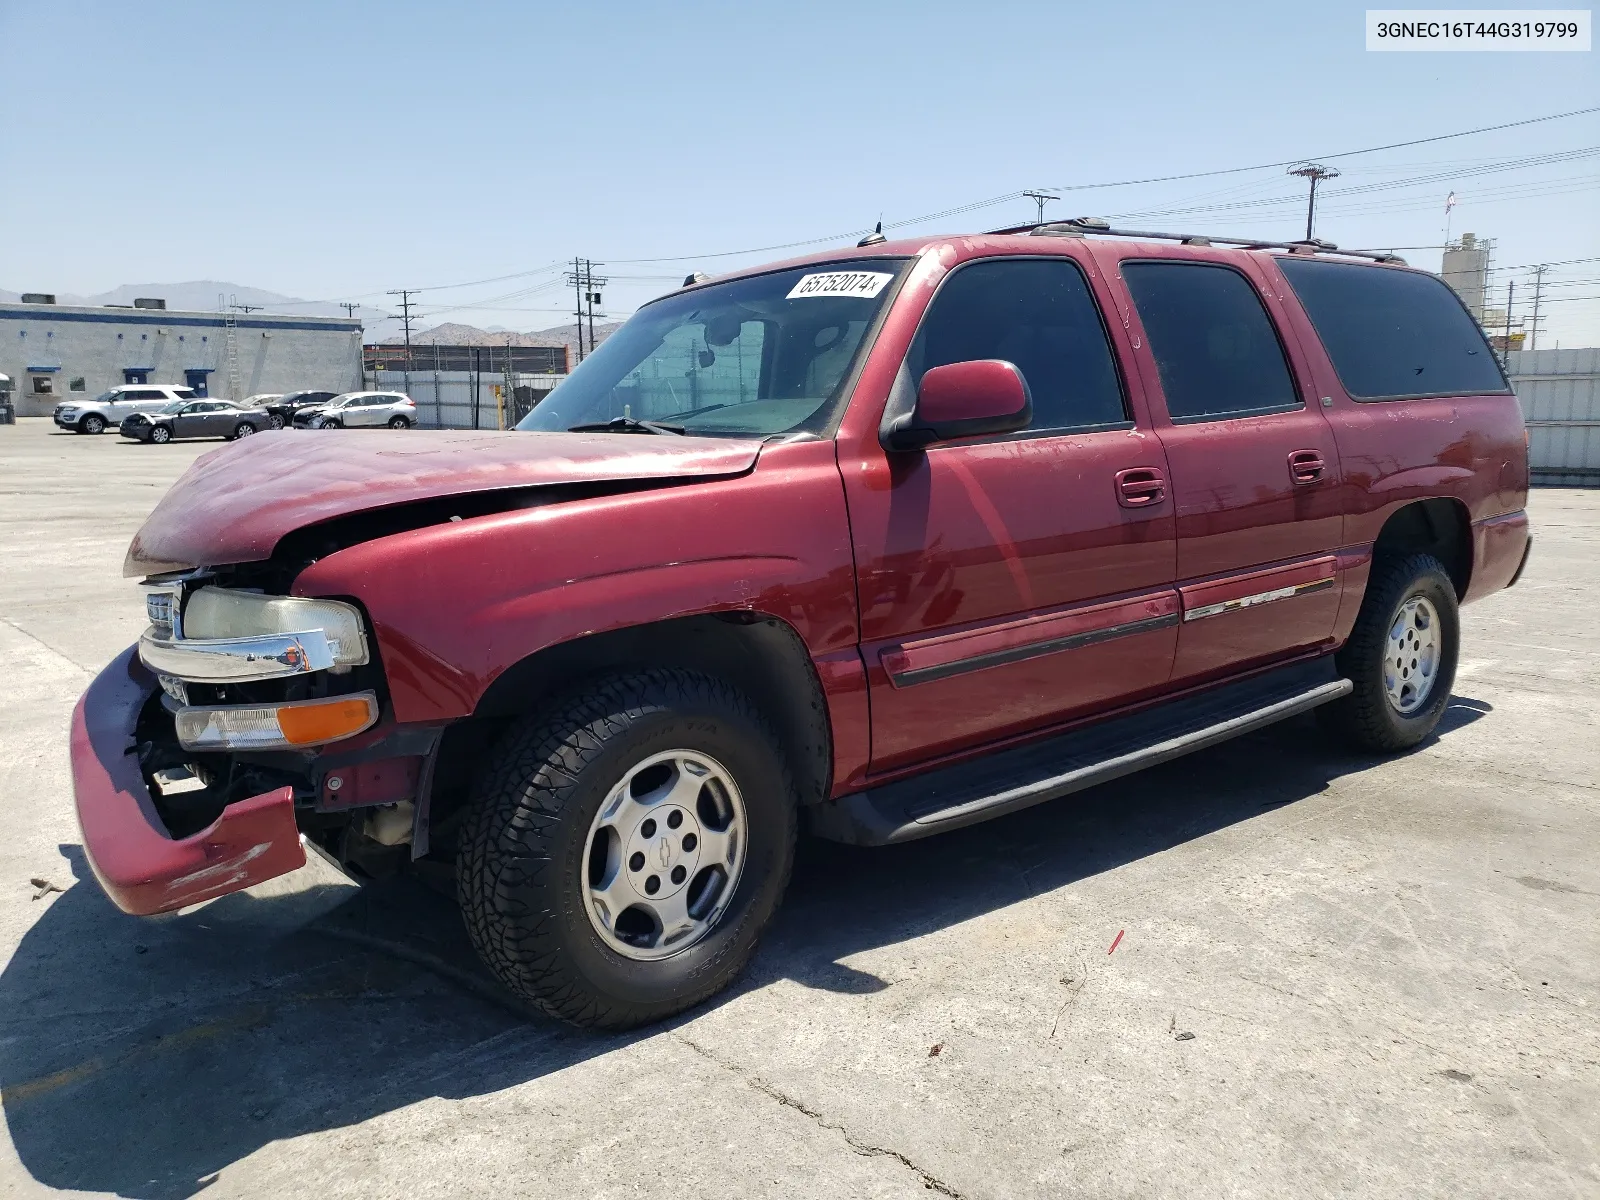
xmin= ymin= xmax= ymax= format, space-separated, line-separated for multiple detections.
xmin=54 ymin=385 xmax=199 ymax=434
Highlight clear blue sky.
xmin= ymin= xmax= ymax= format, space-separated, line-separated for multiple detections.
xmin=2 ymin=0 xmax=1596 ymax=344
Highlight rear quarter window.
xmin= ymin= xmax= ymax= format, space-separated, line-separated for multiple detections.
xmin=1274 ymin=257 xmax=1509 ymax=401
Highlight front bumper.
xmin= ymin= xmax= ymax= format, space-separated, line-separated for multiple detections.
xmin=70 ymin=646 xmax=306 ymax=916
xmin=120 ymin=424 xmax=150 ymax=440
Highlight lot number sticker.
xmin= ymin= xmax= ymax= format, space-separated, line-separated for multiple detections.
xmin=786 ymin=271 xmax=895 ymax=300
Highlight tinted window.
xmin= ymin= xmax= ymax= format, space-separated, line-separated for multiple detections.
xmin=1122 ymin=262 xmax=1300 ymax=422
xmin=907 ymin=258 xmax=1126 ymax=431
xmin=1275 ymin=257 xmax=1509 ymax=400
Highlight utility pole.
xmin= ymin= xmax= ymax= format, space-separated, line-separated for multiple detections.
xmin=568 ymin=258 xmax=587 ymax=361
xmin=386 ymin=289 xmax=418 ymax=370
xmin=339 ymin=302 xmax=359 ymax=318
xmin=230 ymin=302 xmax=262 ymax=313
xmin=1502 ymin=279 xmax=1515 ymax=367
xmin=1527 ymin=265 xmax=1548 ymax=352
xmin=1287 ymin=163 xmax=1340 ymax=241
xmin=566 ymin=259 xmax=608 ymax=362
xmin=1022 ymin=190 xmax=1060 ymax=225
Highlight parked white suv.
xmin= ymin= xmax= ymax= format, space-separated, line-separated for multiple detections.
xmin=54 ymin=385 xmax=198 ymax=434
xmin=292 ymin=391 xmax=417 ymax=429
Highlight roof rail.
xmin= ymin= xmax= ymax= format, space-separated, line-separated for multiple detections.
xmin=984 ymin=217 xmax=1408 ymax=265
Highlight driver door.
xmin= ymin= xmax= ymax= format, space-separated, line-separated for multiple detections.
xmin=173 ymin=402 xmax=210 ymax=437
xmin=840 ymin=255 xmax=1179 ymax=773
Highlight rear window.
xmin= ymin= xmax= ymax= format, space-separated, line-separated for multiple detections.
xmin=1275 ymin=258 xmax=1509 ymax=401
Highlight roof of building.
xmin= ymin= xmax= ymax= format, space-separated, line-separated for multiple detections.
xmin=0 ymin=302 xmax=360 ymax=334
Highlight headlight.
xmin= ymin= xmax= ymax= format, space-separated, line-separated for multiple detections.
xmin=182 ymin=587 xmax=369 ymax=668
xmin=175 ymin=691 xmax=379 ymax=750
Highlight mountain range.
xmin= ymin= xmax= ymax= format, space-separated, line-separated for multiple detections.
xmin=0 ymin=281 xmax=618 ymax=351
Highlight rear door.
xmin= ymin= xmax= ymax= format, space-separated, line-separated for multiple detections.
xmin=840 ymin=253 xmax=1178 ymax=773
xmin=1103 ymin=250 xmax=1347 ymax=683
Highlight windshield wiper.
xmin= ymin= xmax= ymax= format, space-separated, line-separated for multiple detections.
xmin=567 ymin=416 xmax=685 ymax=436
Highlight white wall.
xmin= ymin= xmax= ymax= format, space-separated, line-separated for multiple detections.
xmin=0 ymin=303 xmax=363 ymax=416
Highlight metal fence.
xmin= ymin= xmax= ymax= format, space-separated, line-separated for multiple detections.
xmin=366 ymin=370 xmax=563 ymax=430
xmin=1506 ymin=348 xmax=1600 ymax=487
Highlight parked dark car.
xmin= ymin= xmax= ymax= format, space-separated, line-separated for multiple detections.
xmin=76 ymin=221 xmax=1529 ymax=1031
xmin=119 ymin=399 xmax=271 ymax=444
xmin=263 ymin=390 xmax=340 ymax=430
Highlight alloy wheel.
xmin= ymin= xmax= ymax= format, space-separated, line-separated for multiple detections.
xmin=581 ymin=749 xmax=746 ymax=962
xmin=1383 ymin=595 xmax=1441 ymax=715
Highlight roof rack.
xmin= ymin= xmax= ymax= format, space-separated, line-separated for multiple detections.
xmin=984 ymin=217 xmax=1408 ymax=265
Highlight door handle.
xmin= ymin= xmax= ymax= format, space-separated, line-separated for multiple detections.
xmin=1115 ymin=467 xmax=1166 ymax=508
xmin=1288 ymin=450 xmax=1326 ymax=485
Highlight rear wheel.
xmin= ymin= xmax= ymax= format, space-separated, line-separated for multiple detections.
xmin=1323 ymin=553 xmax=1459 ymax=752
xmin=80 ymin=414 xmax=106 ymax=435
xmin=388 ymin=415 xmax=410 ymax=429
xmin=149 ymin=425 xmax=172 ymax=444
xmin=457 ymin=669 xmax=797 ymax=1029
xmin=231 ymin=422 xmax=256 ymax=440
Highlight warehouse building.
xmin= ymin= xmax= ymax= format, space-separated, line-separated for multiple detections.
xmin=0 ymin=296 xmax=362 ymax=416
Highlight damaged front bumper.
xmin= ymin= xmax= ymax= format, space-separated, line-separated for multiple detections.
xmin=70 ymin=647 xmax=307 ymax=915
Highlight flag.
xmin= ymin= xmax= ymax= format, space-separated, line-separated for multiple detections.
xmin=1445 ymin=192 xmax=1457 ymax=212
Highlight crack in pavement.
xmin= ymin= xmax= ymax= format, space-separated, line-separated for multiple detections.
xmin=674 ymin=1032 xmax=966 ymax=1198
xmin=0 ymin=615 xmax=96 ymax=676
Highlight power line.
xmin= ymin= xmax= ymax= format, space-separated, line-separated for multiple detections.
xmin=1044 ymin=104 xmax=1600 ymax=192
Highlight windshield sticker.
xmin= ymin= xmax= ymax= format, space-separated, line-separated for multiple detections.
xmin=785 ymin=271 xmax=894 ymax=300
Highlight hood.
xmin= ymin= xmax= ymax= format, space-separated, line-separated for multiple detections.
xmin=125 ymin=429 xmax=764 ymax=577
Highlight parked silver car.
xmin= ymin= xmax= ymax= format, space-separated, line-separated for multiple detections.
xmin=54 ymin=384 xmax=197 ymax=434
xmin=292 ymin=391 xmax=417 ymax=429
xmin=119 ymin=399 xmax=272 ymax=444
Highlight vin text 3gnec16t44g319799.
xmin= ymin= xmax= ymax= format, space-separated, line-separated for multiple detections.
xmin=70 ymin=220 xmax=1530 ymax=1028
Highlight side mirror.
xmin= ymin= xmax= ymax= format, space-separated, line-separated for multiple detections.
xmin=882 ymin=359 xmax=1033 ymax=451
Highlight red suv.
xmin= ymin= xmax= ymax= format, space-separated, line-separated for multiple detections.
xmin=72 ymin=221 xmax=1530 ymax=1028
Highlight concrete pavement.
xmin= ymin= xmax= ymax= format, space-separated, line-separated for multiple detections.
xmin=1 ymin=417 xmax=1596 ymax=1199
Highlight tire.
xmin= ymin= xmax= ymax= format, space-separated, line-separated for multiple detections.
xmin=457 ymin=669 xmax=797 ymax=1029
xmin=80 ymin=415 xmax=106 ymax=435
xmin=149 ymin=425 xmax=173 ymax=444
xmin=267 ymin=413 xmax=285 ymax=430
xmin=1322 ymin=552 xmax=1459 ymax=753
xmin=388 ymin=415 xmax=410 ymax=429
xmin=231 ymin=422 xmax=256 ymax=440
xmin=323 ymin=418 xmax=342 ymax=429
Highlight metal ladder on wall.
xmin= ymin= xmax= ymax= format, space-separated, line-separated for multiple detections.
xmin=221 ymin=293 xmax=243 ymax=401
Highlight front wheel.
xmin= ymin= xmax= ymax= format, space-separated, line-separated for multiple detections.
xmin=149 ymin=425 xmax=173 ymax=444
xmin=1323 ymin=553 xmax=1459 ymax=753
xmin=267 ymin=413 xmax=285 ymax=430
xmin=388 ymin=415 xmax=410 ymax=429
xmin=80 ymin=415 xmax=106 ymax=435
xmin=457 ymin=669 xmax=797 ymax=1029
xmin=322 ymin=418 xmax=342 ymax=429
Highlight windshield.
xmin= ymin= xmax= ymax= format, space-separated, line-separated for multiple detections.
xmin=93 ymin=391 xmax=119 ymax=404
xmin=144 ymin=401 xmax=186 ymax=415
xmin=327 ymin=395 xmax=358 ymax=408
xmin=517 ymin=259 xmax=909 ymax=438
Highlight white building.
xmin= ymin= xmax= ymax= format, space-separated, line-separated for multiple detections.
xmin=0 ymin=299 xmax=362 ymax=416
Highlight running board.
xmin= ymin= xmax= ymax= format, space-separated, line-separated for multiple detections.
xmin=812 ymin=657 xmax=1351 ymax=846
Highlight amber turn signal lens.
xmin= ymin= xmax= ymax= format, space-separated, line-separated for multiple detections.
xmin=276 ymin=695 xmax=379 ymax=746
